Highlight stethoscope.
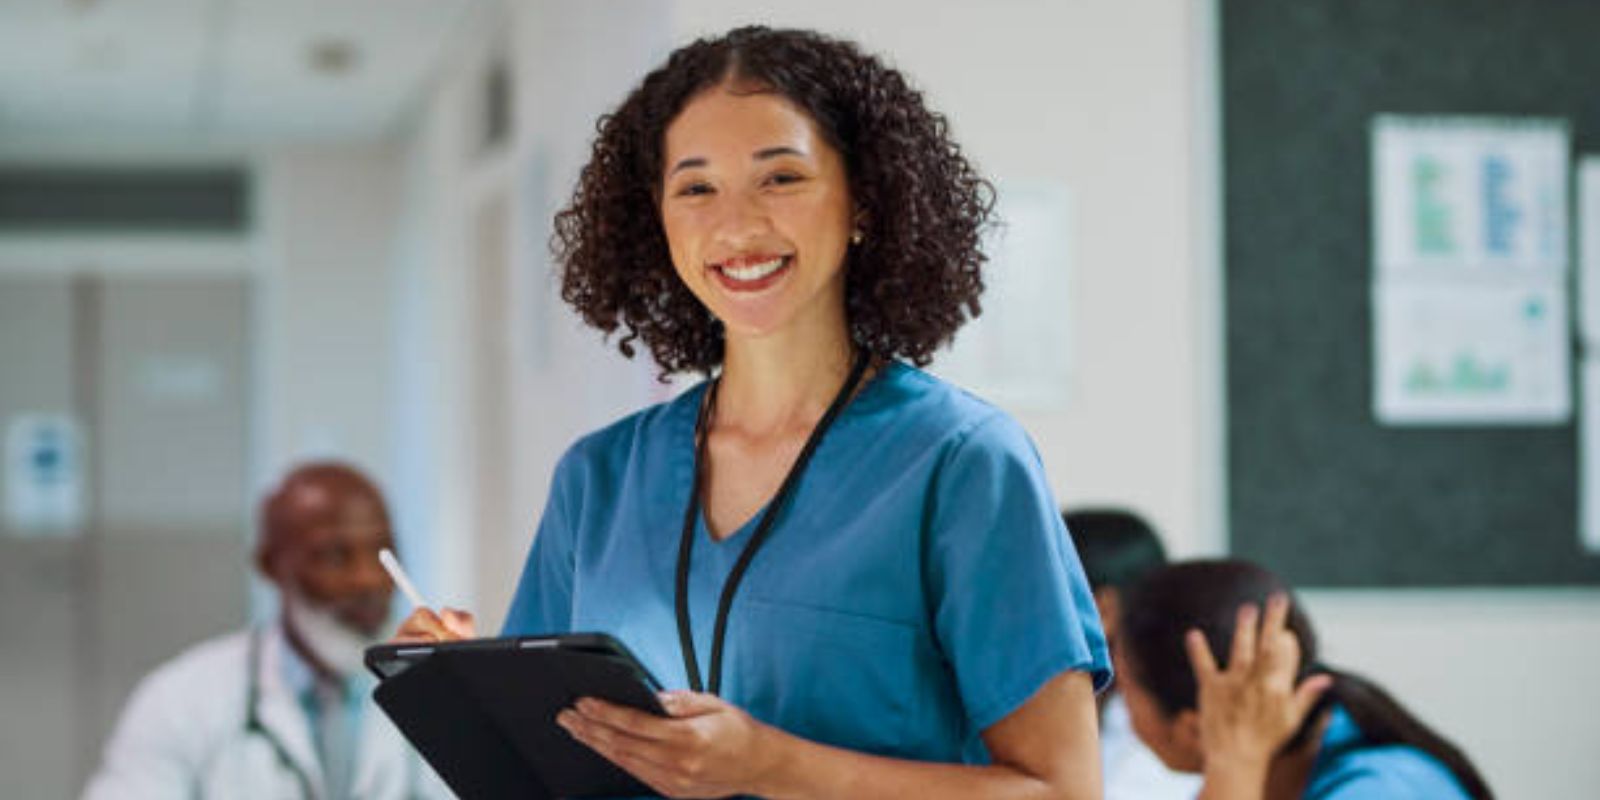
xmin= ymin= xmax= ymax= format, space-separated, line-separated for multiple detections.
xmin=242 ymin=626 xmax=319 ymax=799
xmin=673 ymin=350 xmax=871 ymax=695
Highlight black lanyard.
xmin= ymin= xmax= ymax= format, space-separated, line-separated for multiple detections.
xmin=674 ymin=350 xmax=871 ymax=695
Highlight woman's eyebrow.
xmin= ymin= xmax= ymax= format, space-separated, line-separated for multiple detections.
xmin=668 ymin=146 xmax=807 ymax=176
xmin=668 ymin=156 xmax=708 ymax=176
xmin=753 ymin=146 xmax=806 ymax=161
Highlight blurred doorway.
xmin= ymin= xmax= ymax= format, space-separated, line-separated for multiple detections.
xmin=0 ymin=273 xmax=251 ymax=796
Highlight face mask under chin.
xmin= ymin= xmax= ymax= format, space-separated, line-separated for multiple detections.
xmin=284 ymin=591 xmax=383 ymax=678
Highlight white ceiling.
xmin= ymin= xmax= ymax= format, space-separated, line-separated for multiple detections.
xmin=0 ymin=0 xmax=487 ymax=144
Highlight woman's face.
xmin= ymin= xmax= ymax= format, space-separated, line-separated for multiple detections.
xmin=1113 ymin=637 xmax=1205 ymax=773
xmin=659 ymin=84 xmax=855 ymax=343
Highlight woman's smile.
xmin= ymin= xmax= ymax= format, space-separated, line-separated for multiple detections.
xmin=711 ymin=253 xmax=794 ymax=292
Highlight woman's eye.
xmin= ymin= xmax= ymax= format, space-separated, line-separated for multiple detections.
xmin=765 ymin=172 xmax=804 ymax=186
xmin=675 ymin=182 xmax=714 ymax=197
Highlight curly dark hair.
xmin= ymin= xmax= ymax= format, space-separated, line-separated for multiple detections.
xmin=555 ymin=25 xmax=994 ymax=376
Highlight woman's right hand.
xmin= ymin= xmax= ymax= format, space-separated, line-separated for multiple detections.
xmin=391 ymin=607 xmax=478 ymax=643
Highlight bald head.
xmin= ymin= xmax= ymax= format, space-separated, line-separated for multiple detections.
xmin=260 ymin=462 xmax=384 ymax=555
xmin=256 ymin=461 xmax=395 ymax=636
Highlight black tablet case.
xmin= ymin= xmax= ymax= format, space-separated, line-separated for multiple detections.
xmin=373 ymin=646 xmax=664 ymax=799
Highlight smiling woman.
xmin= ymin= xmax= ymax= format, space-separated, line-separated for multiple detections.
xmin=554 ymin=26 xmax=992 ymax=376
xmin=657 ymin=86 xmax=855 ymax=344
xmin=396 ymin=25 xmax=1111 ymax=800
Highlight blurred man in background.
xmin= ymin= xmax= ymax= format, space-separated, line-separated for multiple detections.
xmin=1064 ymin=508 xmax=1201 ymax=800
xmin=84 ymin=461 xmax=442 ymax=799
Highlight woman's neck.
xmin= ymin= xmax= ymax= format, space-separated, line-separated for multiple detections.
xmin=716 ymin=322 xmax=855 ymax=439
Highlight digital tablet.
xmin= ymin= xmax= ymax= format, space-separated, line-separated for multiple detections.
xmin=365 ymin=632 xmax=667 ymax=799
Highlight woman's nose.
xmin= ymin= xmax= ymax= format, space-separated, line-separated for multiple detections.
xmin=713 ymin=191 xmax=773 ymax=246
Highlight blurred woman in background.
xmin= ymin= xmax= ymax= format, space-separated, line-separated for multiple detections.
xmin=1116 ymin=559 xmax=1493 ymax=799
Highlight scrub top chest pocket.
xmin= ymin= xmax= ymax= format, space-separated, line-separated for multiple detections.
xmin=728 ymin=595 xmax=930 ymax=758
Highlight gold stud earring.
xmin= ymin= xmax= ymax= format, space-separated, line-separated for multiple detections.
xmin=850 ymin=229 xmax=865 ymax=245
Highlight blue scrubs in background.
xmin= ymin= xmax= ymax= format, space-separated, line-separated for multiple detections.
xmin=504 ymin=361 xmax=1110 ymax=768
xmin=1307 ymin=705 xmax=1473 ymax=799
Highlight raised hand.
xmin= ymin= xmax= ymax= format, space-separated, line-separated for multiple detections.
xmin=1188 ymin=594 xmax=1332 ymax=799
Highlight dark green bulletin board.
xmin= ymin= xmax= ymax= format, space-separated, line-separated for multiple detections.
xmin=1221 ymin=0 xmax=1600 ymax=586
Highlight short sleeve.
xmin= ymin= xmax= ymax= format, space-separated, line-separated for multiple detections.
xmin=501 ymin=447 xmax=582 ymax=636
xmin=924 ymin=414 xmax=1111 ymax=731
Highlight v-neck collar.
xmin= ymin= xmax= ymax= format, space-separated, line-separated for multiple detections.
xmin=671 ymin=359 xmax=903 ymax=547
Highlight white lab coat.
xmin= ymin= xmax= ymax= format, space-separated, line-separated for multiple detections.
xmin=82 ymin=623 xmax=448 ymax=800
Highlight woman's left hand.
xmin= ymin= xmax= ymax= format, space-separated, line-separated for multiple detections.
xmin=557 ymin=690 xmax=784 ymax=799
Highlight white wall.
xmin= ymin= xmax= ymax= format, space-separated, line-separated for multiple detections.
xmin=255 ymin=145 xmax=402 ymax=488
xmin=385 ymin=0 xmax=676 ymax=618
xmin=493 ymin=0 xmax=680 ymax=629
xmin=386 ymin=6 xmax=491 ymax=609
xmin=248 ymin=142 xmax=405 ymax=618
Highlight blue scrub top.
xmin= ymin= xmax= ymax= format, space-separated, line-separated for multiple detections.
xmin=504 ymin=361 xmax=1110 ymax=769
xmin=1307 ymin=705 xmax=1473 ymax=799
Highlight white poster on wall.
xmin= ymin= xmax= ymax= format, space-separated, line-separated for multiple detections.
xmin=1372 ymin=115 xmax=1568 ymax=278
xmin=4 ymin=413 xmax=85 ymax=536
xmin=1374 ymin=280 xmax=1569 ymax=424
xmin=1371 ymin=115 xmax=1571 ymax=425
xmin=935 ymin=179 xmax=1073 ymax=411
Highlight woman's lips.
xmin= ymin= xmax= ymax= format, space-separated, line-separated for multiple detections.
xmin=712 ymin=254 xmax=793 ymax=292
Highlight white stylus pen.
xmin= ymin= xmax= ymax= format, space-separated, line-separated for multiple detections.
xmin=379 ymin=548 xmax=431 ymax=610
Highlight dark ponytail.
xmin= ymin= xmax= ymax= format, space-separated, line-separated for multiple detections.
xmin=1119 ymin=560 xmax=1493 ymax=800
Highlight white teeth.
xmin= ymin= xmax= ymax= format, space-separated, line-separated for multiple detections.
xmin=720 ymin=256 xmax=787 ymax=282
